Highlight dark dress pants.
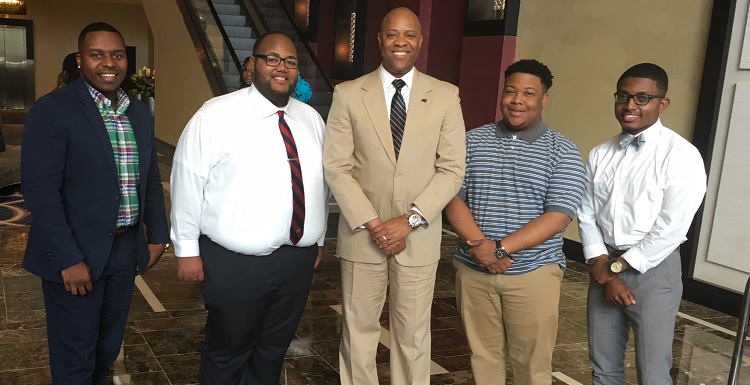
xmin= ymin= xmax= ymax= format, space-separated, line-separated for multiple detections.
xmin=42 ymin=227 xmax=138 ymax=385
xmin=198 ymin=236 xmax=317 ymax=385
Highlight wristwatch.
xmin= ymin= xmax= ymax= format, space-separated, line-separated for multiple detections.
xmin=406 ymin=212 xmax=425 ymax=229
xmin=494 ymin=241 xmax=509 ymax=259
xmin=610 ymin=258 xmax=623 ymax=274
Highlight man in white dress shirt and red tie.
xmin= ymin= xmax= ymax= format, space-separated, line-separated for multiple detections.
xmin=170 ymin=31 xmax=328 ymax=385
xmin=578 ymin=63 xmax=707 ymax=385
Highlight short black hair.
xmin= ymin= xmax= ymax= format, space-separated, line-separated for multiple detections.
xmin=504 ymin=59 xmax=554 ymax=91
xmin=252 ymin=31 xmax=294 ymax=55
xmin=617 ymin=63 xmax=668 ymax=95
xmin=77 ymin=22 xmax=125 ymax=50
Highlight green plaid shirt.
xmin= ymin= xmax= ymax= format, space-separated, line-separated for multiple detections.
xmin=85 ymin=83 xmax=140 ymax=227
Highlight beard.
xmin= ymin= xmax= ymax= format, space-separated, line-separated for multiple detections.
xmin=253 ymin=70 xmax=297 ymax=107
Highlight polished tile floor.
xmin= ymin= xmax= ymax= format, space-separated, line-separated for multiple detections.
xmin=1 ymin=162 xmax=749 ymax=384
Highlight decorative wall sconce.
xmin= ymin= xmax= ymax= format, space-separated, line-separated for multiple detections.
xmin=493 ymin=0 xmax=506 ymax=20
xmin=294 ymin=0 xmax=310 ymax=32
xmin=348 ymin=12 xmax=356 ymax=63
xmin=0 ymin=0 xmax=26 ymax=15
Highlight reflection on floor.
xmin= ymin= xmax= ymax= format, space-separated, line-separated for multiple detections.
xmin=1 ymin=185 xmax=749 ymax=384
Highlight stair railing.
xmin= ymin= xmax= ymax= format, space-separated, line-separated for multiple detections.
xmin=728 ymin=276 xmax=750 ymax=385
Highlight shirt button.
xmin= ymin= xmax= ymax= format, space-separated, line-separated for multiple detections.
xmin=114 ymin=195 xmax=119 ymax=200
xmin=108 ymin=232 xmax=114 ymax=236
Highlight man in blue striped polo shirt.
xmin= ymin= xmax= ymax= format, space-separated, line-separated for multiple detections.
xmin=444 ymin=59 xmax=586 ymax=385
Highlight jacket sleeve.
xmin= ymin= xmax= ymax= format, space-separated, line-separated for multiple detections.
xmin=21 ymin=97 xmax=85 ymax=270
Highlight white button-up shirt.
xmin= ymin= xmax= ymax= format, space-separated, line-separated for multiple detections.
xmin=577 ymin=120 xmax=706 ymax=273
xmin=170 ymin=86 xmax=329 ymax=257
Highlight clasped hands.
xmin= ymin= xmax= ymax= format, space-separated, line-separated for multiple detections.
xmin=369 ymin=216 xmax=412 ymax=256
xmin=586 ymin=255 xmax=636 ymax=308
xmin=465 ymin=238 xmax=514 ymax=274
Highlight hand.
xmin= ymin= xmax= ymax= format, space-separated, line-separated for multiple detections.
xmin=60 ymin=260 xmax=93 ymax=295
xmin=144 ymin=243 xmax=168 ymax=273
xmin=605 ymin=277 xmax=637 ymax=307
xmin=466 ymin=239 xmax=498 ymax=267
xmin=372 ymin=216 xmax=412 ymax=249
xmin=382 ymin=239 xmax=406 ymax=256
xmin=485 ymin=255 xmax=514 ymax=274
xmin=586 ymin=254 xmax=615 ymax=285
xmin=177 ymin=256 xmax=204 ymax=282
xmin=314 ymin=247 xmax=323 ymax=269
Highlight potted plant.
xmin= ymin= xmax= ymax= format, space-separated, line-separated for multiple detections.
xmin=129 ymin=66 xmax=155 ymax=113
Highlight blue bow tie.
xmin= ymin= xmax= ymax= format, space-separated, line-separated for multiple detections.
xmin=619 ymin=133 xmax=645 ymax=150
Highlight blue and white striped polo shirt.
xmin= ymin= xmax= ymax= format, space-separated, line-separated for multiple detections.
xmin=454 ymin=120 xmax=585 ymax=274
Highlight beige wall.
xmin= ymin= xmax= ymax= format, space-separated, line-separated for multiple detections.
xmin=141 ymin=0 xmax=214 ymax=146
xmin=516 ymin=0 xmax=713 ymax=241
xmin=15 ymin=0 xmax=150 ymax=100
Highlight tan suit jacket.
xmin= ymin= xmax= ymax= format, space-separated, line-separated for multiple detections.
xmin=324 ymin=68 xmax=466 ymax=267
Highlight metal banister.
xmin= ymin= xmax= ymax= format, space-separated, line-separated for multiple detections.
xmin=727 ymin=276 xmax=750 ymax=385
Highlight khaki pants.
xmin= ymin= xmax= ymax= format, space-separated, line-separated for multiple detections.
xmin=454 ymin=259 xmax=563 ymax=385
xmin=339 ymin=257 xmax=438 ymax=385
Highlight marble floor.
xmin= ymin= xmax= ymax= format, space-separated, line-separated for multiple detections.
xmin=1 ymin=162 xmax=750 ymax=384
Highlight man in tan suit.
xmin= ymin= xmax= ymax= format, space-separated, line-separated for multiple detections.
xmin=323 ymin=7 xmax=466 ymax=385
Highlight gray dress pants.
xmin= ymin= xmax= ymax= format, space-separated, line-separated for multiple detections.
xmin=587 ymin=250 xmax=682 ymax=385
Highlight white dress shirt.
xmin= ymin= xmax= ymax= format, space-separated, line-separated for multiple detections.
xmin=170 ymin=86 xmax=329 ymax=257
xmin=380 ymin=65 xmax=414 ymax=118
xmin=577 ymin=120 xmax=706 ymax=273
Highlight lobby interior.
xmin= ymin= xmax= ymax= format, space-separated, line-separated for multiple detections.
xmin=2 ymin=0 xmax=750 ymax=384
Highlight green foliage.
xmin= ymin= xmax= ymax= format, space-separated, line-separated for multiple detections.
xmin=129 ymin=66 xmax=155 ymax=98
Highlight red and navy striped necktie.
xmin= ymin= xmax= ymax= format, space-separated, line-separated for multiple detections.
xmin=277 ymin=111 xmax=305 ymax=244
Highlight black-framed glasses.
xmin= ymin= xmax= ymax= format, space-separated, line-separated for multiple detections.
xmin=253 ymin=54 xmax=299 ymax=69
xmin=614 ymin=93 xmax=663 ymax=106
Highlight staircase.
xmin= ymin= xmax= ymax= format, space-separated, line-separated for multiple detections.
xmin=187 ymin=0 xmax=332 ymax=119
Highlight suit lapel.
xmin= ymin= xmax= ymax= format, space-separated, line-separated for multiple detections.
xmin=76 ymin=80 xmax=118 ymax=178
xmin=399 ymin=70 xmax=433 ymax=158
xmin=361 ymin=71 xmax=397 ymax=166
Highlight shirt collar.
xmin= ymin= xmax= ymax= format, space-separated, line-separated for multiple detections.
xmin=633 ymin=118 xmax=664 ymax=144
xmin=247 ymin=84 xmax=300 ymax=120
xmin=379 ymin=65 xmax=415 ymax=92
xmin=84 ymin=81 xmax=129 ymax=112
xmin=495 ymin=119 xmax=548 ymax=143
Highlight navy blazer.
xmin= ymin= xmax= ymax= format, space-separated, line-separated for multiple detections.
xmin=21 ymin=79 xmax=169 ymax=283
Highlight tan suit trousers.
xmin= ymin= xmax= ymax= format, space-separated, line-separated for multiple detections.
xmin=454 ymin=259 xmax=563 ymax=385
xmin=339 ymin=257 xmax=438 ymax=385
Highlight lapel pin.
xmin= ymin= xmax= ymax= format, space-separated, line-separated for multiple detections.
xmin=421 ymin=98 xmax=427 ymax=103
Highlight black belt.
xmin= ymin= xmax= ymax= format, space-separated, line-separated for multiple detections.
xmin=114 ymin=225 xmax=134 ymax=235
xmin=606 ymin=244 xmax=629 ymax=258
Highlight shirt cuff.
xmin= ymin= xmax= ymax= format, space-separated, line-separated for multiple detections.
xmin=582 ymin=242 xmax=608 ymax=260
xmin=174 ymin=239 xmax=200 ymax=257
xmin=410 ymin=204 xmax=428 ymax=227
xmin=621 ymin=248 xmax=650 ymax=274
xmin=354 ymin=216 xmax=378 ymax=232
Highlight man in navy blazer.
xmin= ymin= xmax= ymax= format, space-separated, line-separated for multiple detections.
xmin=21 ymin=22 xmax=169 ymax=385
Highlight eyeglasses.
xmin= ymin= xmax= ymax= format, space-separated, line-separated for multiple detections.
xmin=253 ymin=54 xmax=299 ymax=69
xmin=614 ymin=93 xmax=664 ymax=106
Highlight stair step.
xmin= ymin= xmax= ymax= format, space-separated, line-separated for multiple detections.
xmin=213 ymin=3 xmax=240 ymax=15
xmin=228 ymin=37 xmax=256 ymax=50
xmin=212 ymin=0 xmax=236 ymax=4
xmin=224 ymin=26 xmax=253 ymax=37
xmin=218 ymin=14 xmax=247 ymax=27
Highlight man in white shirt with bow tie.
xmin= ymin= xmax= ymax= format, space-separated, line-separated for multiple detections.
xmin=578 ymin=63 xmax=707 ymax=385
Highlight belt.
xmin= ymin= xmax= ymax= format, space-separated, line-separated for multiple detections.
xmin=606 ymin=244 xmax=629 ymax=258
xmin=114 ymin=225 xmax=134 ymax=235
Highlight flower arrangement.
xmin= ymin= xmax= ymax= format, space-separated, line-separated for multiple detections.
xmin=129 ymin=66 xmax=155 ymax=98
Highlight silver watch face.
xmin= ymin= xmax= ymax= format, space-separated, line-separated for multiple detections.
xmin=408 ymin=214 xmax=422 ymax=228
xmin=494 ymin=247 xmax=508 ymax=259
